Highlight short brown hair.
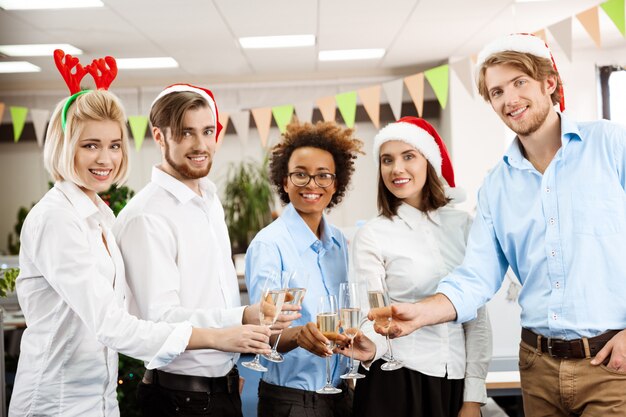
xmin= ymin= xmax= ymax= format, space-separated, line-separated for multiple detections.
xmin=477 ymin=51 xmax=562 ymax=106
xmin=43 ymin=90 xmax=130 ymax=186
xmin=378 ymin=161 xmax=449 ymax=218
xmin=269 ymin=121 xmax=363 ymax=209
xmin=150 ymin=91 xmax=209 ymax=142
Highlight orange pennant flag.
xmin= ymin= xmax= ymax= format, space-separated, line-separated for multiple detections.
xmin=216 ymin=112 xmax=229 ymax=151
xmin=0 ymin=102 xmax=5 ymax=127
xmin=316 ymin=96 xmax=336 ymax=122
xmin=404 ymin=73 xmax=425 ymax=117
xmin=357 ymin=85 xmax=381 ymax=128
xmin=533 ymin=29 xmax=547 ymax=43
xmin=577 ymin=6 xmax=601 ymax=48
xmin=252 ymin=107 xmax=273 ymax=148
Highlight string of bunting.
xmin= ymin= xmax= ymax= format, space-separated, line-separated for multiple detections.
xmin=1 ymin=0 xmax=624 ymax=149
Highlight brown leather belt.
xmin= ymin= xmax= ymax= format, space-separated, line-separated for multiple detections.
xmin=142 ymin=367 xmax=238 ymax=394
xmin=521 ymin=328 xmax=620 ymax=359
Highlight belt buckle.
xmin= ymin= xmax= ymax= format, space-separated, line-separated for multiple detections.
xmin=546 ymin=337 xmax=554 ymax=357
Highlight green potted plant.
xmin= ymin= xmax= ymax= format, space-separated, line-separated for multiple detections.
xmin=223 ymin=157 xmax=275 ymax=254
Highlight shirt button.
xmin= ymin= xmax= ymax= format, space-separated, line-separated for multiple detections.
xmin=552 ymin=313 xmax=558 ymax=320
xmin=549 ymin=218 xmax=556 ymax=225
xmin=545 ymin=187 xmax=551 ymax=193
xmin=550 ymin=250 xmax=556 ymax=257
xmin=555 ymin=282 xmax=560 ymax=289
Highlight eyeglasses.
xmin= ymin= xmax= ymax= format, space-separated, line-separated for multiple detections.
xmin=288 ymin=172 xmax=336 ymax=188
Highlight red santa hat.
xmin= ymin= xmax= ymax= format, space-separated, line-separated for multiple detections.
xmin=151 ymin=83 xmax=223 ymax=140
xmin=373 ymin=116 xmax=465 ymax=203
xmin=476 ymin=33 xmax=565 ymax=112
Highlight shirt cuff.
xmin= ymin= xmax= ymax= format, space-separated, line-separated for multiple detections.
xmin=436 ymin=283 xmax=477 ymax=324
xmin=145 ymin=321 xmax=193 ymax=369
xmin=463 ymin=376 xmax=488 ymax=405
xmin=223 ymin=306 xmax=247 ymax=327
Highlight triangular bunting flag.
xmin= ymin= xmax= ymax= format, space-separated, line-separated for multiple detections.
xmin=251 ymin=107 xmax=272 ymax=148
xmin=404 ymin=73 xmax=425 ymax=117
xmin=357 ymin=85 xmax=381 ymax=128
xmin=382 ymin=79 xmax=404 ymax=121
xmin=577 ymin=7 xmax=602 ymax=48
xmin=533 ymin=29 xmax=547 ymax=43
xmin=230 ymin=110 xmax=250 ymax=147
xmin=294 ymin=102 xmax=314 ymax=123
xmin=0 ymin=103 xmax=5 ymax=127
xmin=601 ymin=0 xmax=625 ymax=36
xmin=316 ymin=96 xmax=336 ymax=122
xmin=335 ymin=91 xmax=357 ymax=128
xmin=272 ymin=105 xmax=294 ymax=133
xmin=128 ymin=115 xmax=149 ymax=151
xmin=10 ymin=106 xmax=28 ymax=143
xmin=548 ymin=18 xmax=573 ymax=61
xmin=450 ymin=58 xmax=475 ymax=98
xmin=425 ymin=64 xmax=450 ymax=109
xmin=30 ymin=109 xmax=50 ymax=148
xmin=216 ymin=112 xmax=229 ymax=151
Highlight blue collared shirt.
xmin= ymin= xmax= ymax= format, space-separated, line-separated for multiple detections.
xmin=245 ymin=203 xmax=348 ymax=391
xmin=438 ymin=114 xmax=626 ymax=339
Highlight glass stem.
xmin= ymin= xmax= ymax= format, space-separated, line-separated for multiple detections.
xmin=325 ymin=355 xmax=332 ymax=386
xmin=385 ymin=335 xmax=395 ymax=361
xmin=272 ymin=331 xmax=283 ymax=352
xmin=349 ymin=342 xmax=355 ymax=372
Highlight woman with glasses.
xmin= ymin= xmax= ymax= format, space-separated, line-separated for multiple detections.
xmin=245 ymin=121 xmax=363 ymax=417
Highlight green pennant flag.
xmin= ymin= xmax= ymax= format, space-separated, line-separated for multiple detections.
xmin=335 ymin=91 xmax=357 ymax=128
xmin=10 ymin=106 xmax=28 ymax=143
xmin=601 ymin=0 xmax=625 ymax=36
xmin=272 ymin=105 xmax=294 ymax=134
xmin=128 ymin=115 xmax=149 ymax=151
xmin=425 ymin=65 xmax=450 ymax=109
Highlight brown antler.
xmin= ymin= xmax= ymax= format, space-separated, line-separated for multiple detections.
xmin=53 ymin=49 xmax=88 ymax=94
xmin=85 ymin=56 xmax=118 ymax=90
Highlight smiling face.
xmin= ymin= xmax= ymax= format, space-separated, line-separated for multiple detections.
xmin=379 ymin=140 xmax=429 ymax=210
xmin=73 ymin=119 xmax=123 ymax=202
xmin=283 ymin=146 xmax=337 ymax=220
xmin=155 ymin=105 xmax=216 ymax=189
xmin=484 ymin=63 xmax=556 ymax=138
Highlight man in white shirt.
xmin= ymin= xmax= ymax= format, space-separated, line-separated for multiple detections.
xmin=114 ymin=84 xmax=280 ymax=417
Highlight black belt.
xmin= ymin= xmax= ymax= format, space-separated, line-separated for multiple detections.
xmin=521 ymin=328 xmax=620 ymax=359
xmin=143 ymin=367 xmax=239 ymax=394
xmin=258 ymin=380 xmax=348 ymax=407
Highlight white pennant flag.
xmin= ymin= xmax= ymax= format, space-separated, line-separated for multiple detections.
xmin=382 ymin=79 xmax=404 ymax=121
xmin=30 ymin=109 xmax=50 ymax=147
xmin=294 ymin=101 xmax=314 ymax=123
xmin=450 ymin=57 xmax=475 ymax=98
xmin=230 ymin=110 xmax=250 ymax=147
xmin=548 ymin=18 xmax=573 ymax=62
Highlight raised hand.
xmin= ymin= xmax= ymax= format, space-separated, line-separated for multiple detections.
xmin=295 ymin=322 xmax=335 ymax=357
xmin=212 ymin=324 xmax=272 ymax=355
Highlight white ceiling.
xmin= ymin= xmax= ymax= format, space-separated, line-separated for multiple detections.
xmin=0 ymin=0 xmax=623 ymax=92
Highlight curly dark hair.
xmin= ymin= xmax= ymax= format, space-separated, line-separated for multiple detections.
xmin=269 ymin=121 xmax=364 ymax=209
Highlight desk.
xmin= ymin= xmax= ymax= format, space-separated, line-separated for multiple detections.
xmin=486 ymin=370 xmax=521 ymax=397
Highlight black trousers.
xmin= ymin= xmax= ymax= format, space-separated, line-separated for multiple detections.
xmin=257 ymin=379 xmax=353 ymax=417
xmin=353 ymin=359 xmax=464 ymax=417
xmin=136 ymin=370 xmax=243 ymax=417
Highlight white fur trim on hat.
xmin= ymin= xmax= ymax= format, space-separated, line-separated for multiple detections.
xmin=476 ymin=34 xmax=552 ymax=69
xmin=373 ymin=122 xmax=442 ymax=176
xmin=444 ymin=185 xmax=466 ymax=204
xmin=151 ymin=84 xmax=217 ymax=124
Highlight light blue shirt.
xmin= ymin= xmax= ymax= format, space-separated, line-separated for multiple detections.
xmin=438 ymin=114 xmax=626 ymax=339
xmin=245 ymin=203 xmax=348 ymax=391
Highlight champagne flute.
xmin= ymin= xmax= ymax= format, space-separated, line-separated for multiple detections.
xmin=367 ymin=274 xmax=403 ymax=371
xmin=316 ymin=294 xmax=342 ymax=394
xmin=242 ymin=272 xmax=287 ymax=372
xmin=339 ymin=282 xmax=365 ymax=379
xmin=263 ymin=271 xmax=305 ymax=363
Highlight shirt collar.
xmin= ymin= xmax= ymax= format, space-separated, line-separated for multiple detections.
xmin=502 ymin=112 xmax=582 ymax=169
xmin=151 ymin=165 xmax=217 ymax=204
xmin=281 ymin=203 xmax=341 ymax=255
xmin=396 ymin=202 xmax=441 ymax=229
xmin=55 ymin=180 xmax=115 ymax=227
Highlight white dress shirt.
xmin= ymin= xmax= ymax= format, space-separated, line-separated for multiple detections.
xmin=352 ymin=203 xmax=492 ymax=404
xmin=113 ymin=167 xmax=245 ymax=377
xmin=10 ymin=181 xmax=191 ymax=417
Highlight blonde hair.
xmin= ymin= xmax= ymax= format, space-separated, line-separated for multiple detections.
xmin=477 ymin=51 xmax=562 ymax=106
xmin=43 ymin=90 xmax=130 ymax=186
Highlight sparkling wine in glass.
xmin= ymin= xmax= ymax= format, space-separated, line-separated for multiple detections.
xmin=316 ymin=294 xmax=342 ymax=394
xmin=263 ymin=271 xmax=305 ymax=363
xmin=339 ymin=282 xmax=365 ymax=379
xmin=367 ymin=274 xmax=403 ymax=371
xmin=242 ymin=272 xmax=287 ymax=372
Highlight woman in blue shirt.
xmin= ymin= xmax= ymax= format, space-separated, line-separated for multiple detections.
xmin=245 ymin=121 xmax=363 ymax=417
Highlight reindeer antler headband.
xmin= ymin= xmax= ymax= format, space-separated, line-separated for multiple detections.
xmin=54 ymin=49 xmax=118 ymax=130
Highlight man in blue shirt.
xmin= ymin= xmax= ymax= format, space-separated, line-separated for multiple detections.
xmin=374 ymin=34 xmax=626 ymax=416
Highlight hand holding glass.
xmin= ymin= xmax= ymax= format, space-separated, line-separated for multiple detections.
xmin=367 ymin=274 xmax=403 ymax=371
